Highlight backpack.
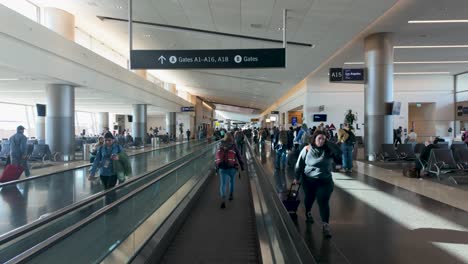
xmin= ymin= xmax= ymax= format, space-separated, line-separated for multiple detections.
xmin=215 ymin=144 xmax=237 ymax=169
xmin=345 ymin=131 xmax=356 ymax=145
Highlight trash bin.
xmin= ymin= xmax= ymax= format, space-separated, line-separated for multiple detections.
xmin=83 ymin=143 xmax=91 ymax=161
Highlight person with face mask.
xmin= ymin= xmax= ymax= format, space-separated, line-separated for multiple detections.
xmin=294 ymin=130 xmax=342 ymax=238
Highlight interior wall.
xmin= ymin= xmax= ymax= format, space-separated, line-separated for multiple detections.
xmin=147 ymin=115 xmax=166 ymax=130
xmin=408 ymin=103 xmax=436 ymax=142
xmin=294 ymin=74 xmax=455 ymax=138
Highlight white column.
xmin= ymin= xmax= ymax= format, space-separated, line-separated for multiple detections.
xmin=46 ymin=84 xmax=75 ymax=161
xmin=364 ymin=33 xmax=394 ymax=161
xmin=42 ymin=7 xmax=75 ymax=41
xmin=97 ymin=112 xmax=109 ymax=133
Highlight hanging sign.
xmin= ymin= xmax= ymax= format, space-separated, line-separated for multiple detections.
xmin=131 ymin=48 xmax=286 ymax=69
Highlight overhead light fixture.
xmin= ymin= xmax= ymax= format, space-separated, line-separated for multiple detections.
xmin=395 ymin=45 xmax=468 ymax=49
xmin=345 ymin=61 xmax=468 ymax=65
xmin=0 ymin=78 xmax=19 ymax=81
xmin=394 ymin=72 xmax=450 ymax=75
xmin=116 ymin=5 xmax=123 ymax=9
xmin=144 ymin=34 xmax=151 ymax=38
xmin=409 ymin=20 xmax=468 ymax=24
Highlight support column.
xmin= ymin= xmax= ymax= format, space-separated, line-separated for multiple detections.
xmin=364 ymin=33 xmax=394 ymax=161
xmin=166 ymin=112 xmax=176 ymax=138
xmin=42 ymin=7 xmax=75 ymax=41
xmin=132 ymin=104 xmax=147 ymax=142
xmin=36 ymin=117 xmax=45 ymax=141
xmin=46 ymin=84 xmax=75 ymax=161
xmin=97 ymin=112 xmax=109 ymax=134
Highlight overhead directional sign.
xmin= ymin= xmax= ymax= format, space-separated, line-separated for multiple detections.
xmin=330 ymin=68 xmax=365 ymax=83
xmin=271 ymin=111 xmax=279 ymax=115
xmin=131 ymin=48 xmax=286 ymax=69
xmin=181 ymin=106 xmax=195 ymax=112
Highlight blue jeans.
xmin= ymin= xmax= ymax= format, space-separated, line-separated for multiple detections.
xmin=219 ymin=168 xmax=237 ymax=199
xmin=341 ymin=143 xmax=354 ymax=169
xmin=275 ymin=147 xmax=287 ymax=169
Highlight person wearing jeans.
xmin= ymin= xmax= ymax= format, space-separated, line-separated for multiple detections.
xmin=216 ymin=133 xmax=244 ymax=209
xmin=338 ymin=123 xmax=355 ymax=173
xmin=341 ymin=143 xmax=354 ymax=172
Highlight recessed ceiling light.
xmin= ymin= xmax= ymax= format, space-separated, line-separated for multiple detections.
xmin=116 ymin=5 xmax=123 ymax=9
xmin=394 ymin=72 xmax=450 ymax=75
xmin=395 ymin=45 xmax=468 ymax=49
xmin=0 ymin=78 xmax=19 ymax=81
xmin=409 ymin=20 xmax=468 ymax=24
xmin=144 ymin=34 xmax=151 ymax=38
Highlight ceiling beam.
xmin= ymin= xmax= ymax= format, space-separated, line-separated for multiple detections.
xmin=97 ymin=16 xmax=314 ymax=48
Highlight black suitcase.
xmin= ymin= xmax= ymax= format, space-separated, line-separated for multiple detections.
xmin=281 ymin=183 xmax=301 ymax=214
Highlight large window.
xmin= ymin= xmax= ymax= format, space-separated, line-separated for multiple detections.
xmin=455 ymin=73 xmax=468 ymax=133
xmin=0 ymin=103 xmax=35 ymax=139
xmin=75 ymin=111 xmax=97 ymax=136
xmin=0 ymin=0 xmax=39 ymax=22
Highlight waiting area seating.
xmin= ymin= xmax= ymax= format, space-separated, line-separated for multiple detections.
xmin=426 ymin=148 xmax=467 ymax=185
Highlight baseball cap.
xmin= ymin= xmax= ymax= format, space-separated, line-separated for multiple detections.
xmin=17 ymin=125 xmax=26 ymax=131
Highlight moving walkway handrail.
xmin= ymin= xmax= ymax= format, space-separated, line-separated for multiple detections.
xmin=245 ymin=139 xmax=316 ymax=264
xmin=0 ymin=140 xmax=211 ymax=246
xmin=0 ymin=139 xmax=202 ymax=188
xmin=6 ymin=143 xmax=215 ymax=263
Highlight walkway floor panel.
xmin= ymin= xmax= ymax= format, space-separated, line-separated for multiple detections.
xmin=160 ymin=171 xmax=259 ymax=264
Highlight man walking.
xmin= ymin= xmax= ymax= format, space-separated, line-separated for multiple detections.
xmin=9 ymin=125 xmax=30 ymax=177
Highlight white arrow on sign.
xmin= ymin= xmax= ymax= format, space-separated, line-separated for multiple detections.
xmin=158 ymin=56 xmax=167 ymax=64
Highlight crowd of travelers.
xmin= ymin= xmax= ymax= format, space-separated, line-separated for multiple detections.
xmin=213 ymin=122 xmax=358 ymax=239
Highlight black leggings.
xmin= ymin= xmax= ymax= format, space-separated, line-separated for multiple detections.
xmin=100 ymin=175 xmax=118 ymax=204
xmin=302 ymin=178 xmax=334 ymax=223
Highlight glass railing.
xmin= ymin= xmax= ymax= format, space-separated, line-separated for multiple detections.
xmin=6 ymin=143 xmax=216 ymax=263
xmin=0 ymin=141 xmax=212 ymax=263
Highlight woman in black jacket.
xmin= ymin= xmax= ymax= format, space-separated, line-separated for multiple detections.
xmin=294 ymin=130 xmax=342 ymax=238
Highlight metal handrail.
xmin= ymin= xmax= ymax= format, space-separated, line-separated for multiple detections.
xmin=0 ymin=140 xmax=210 ymax=247
xmin=0 ymin=140 xmax=201 ymax=188
xmin=5 ymin=143 xmax=215 ymax=263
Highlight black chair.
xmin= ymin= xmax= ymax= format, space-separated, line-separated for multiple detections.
xmin=454 ymin=148 xmax=468 ymax=170
xmin=396 ymin=144 xmax=417 ymax=161
xmin=414 ymin=143 xmax=426 ymax=154
xmin=380 ymin=144 xmax=401 ymax=161
xmin=434 ymin=142 xmax=449 ymax=149
xmin=427 ymin=149 xmax=464 ymax=184
xmin=450 ymin=142 xmax=467 ymax=154
xmin=29 ymin=144 xmax=53 ymax=167
xmin=75 ymin=139 xmax=84 ymax=152
xmin=0 ymin=142 xmax=11 ymax=162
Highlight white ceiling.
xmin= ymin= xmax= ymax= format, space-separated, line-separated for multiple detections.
xmin=309 ymin=0 xmax=468 ymax=81
xmin=28 ymin=0 xmax=398 ymax=112
xmin=4 ymin=0 xmax=467 ymax=118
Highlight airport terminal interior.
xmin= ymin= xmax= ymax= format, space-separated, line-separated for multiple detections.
xmin=0 ymin=0 xmax=468 ymax=263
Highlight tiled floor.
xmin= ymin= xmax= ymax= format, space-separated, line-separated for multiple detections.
xmin=256 ymin=144 xmax=468 ymax=264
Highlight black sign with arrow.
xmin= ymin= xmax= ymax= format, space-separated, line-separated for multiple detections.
xmin=131 ymin=48 xmax=285 ymax=69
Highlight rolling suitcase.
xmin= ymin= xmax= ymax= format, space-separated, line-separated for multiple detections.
xmin=281 ymin=183 xmax=301 ymax=214
xmin=0 ymin=164 xmax=24 ymax=183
